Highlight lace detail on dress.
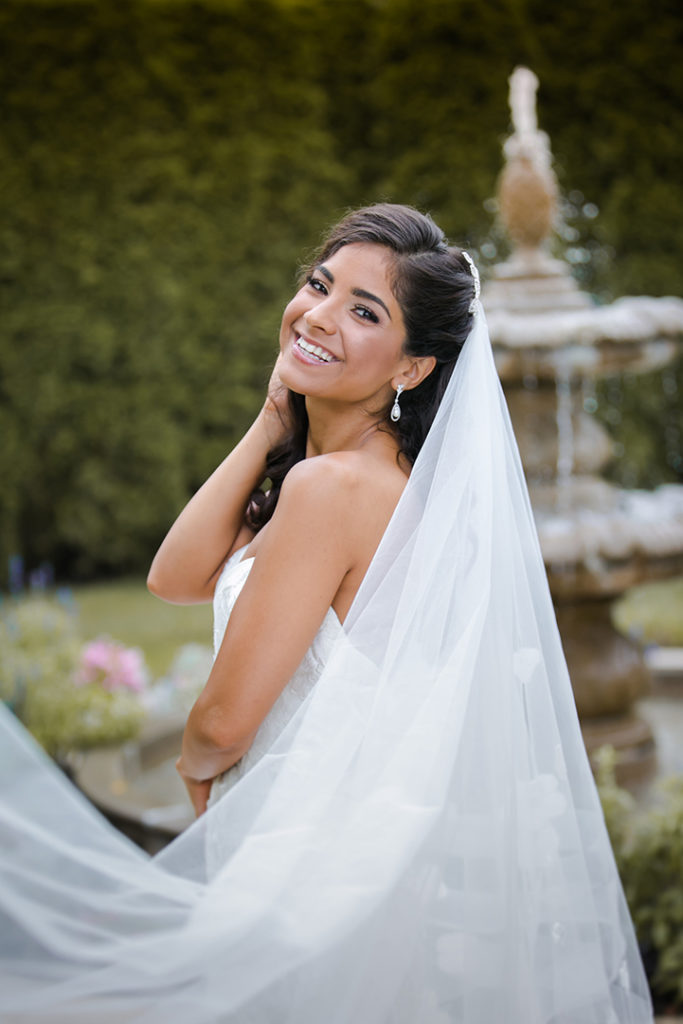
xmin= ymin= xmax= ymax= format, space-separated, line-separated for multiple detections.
xmin=208 ymin=546 xmax=342 ymax=805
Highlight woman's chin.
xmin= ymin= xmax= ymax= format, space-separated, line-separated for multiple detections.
xmin=277 ymin=366 xmax=303 ymax=393
xmin=278 ymin=359 xmax=322 ymax=396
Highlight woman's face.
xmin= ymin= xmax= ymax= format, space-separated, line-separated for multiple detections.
xmin=278 ymin=242 xmax=410 ymax=411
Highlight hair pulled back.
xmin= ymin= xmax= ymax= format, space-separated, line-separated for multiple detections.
xmin=247 ymin=203 xmax=477 ymax=531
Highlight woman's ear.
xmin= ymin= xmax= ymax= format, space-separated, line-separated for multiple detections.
xmin=393 ymin=355 xmax=437 ymax=393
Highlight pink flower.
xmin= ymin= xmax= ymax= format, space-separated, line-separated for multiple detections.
xmin=75 ymin=639 xmax=147 ymax=693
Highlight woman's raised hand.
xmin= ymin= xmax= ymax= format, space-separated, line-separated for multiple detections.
xmin=260 ymin=353 xmax=292 ymax=450
xmin=148 ymin=353 xmax=293 ymax=604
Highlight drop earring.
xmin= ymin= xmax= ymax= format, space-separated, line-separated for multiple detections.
xmin=390 ymin=384 xmax=405 ymax=423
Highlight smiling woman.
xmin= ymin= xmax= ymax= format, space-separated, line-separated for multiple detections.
xmin=0 ymin=205 xmax=653 ymax=1023
xmin=147 ymin=209 xmax=474 ymax=805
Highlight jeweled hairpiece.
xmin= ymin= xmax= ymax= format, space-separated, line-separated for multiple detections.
xmin=461 ymin=251 xmax=480 ymax=313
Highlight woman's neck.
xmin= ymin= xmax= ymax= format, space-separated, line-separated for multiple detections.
xmin=304 ymin=399 xmax=394 ymax=458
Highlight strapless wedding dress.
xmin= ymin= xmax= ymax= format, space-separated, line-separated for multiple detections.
xmin=207 ymin=545 xmax=343 ymax=805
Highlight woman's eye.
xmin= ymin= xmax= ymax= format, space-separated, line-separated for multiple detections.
xmin=307 ymin=276 xmax=327 ymax=295
xmin=354 ymin=305 xmax=379 ymax=323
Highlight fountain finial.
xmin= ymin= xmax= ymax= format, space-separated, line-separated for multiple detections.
xmin=483 ymin=67 xmax=591 ymax=311
xmin=498 ymin=66 xmax=557 ymax=255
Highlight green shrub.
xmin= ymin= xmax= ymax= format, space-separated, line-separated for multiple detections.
xmin=597 ymin=747 xmax=683 ymax=1011
xmin=0 ymin=597 xmax=146 ymax=756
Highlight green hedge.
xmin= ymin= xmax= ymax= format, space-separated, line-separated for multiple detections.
xmin=1 ymin=0 xmax=682 ymax=581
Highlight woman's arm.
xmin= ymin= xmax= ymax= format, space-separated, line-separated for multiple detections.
xmin=176 ymin=455 xmax=359 ymax=790
xmin=147 ymin=361 xmax=289 ymax=604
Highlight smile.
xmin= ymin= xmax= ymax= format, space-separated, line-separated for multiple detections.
xmin=294 ymin=336 xmax=339 ymax=364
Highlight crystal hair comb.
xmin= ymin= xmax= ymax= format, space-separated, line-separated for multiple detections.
xmin=461 ymin=251 xmax=480 ymax=313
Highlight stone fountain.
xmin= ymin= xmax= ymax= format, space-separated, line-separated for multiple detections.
xmin=485 ymin=67 xmax=683 ymax=781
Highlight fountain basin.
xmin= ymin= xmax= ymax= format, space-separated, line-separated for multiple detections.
xmin=533 ymin=480 xmax=683 ymax=598
xmin=489 ymin=296 xmax=683 ymax=380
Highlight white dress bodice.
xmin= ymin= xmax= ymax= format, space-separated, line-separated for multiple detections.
xmin=208 ymin=545 xmax=343 ymax=805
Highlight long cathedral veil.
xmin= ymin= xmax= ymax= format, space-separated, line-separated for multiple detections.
xmin=0 ymin=305 xmax=653 ymax=1022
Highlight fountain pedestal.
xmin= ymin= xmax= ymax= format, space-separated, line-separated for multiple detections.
xmin=555 ymin=601 xmax=655 ymax=781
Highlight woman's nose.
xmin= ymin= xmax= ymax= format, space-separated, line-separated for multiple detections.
xmin=303 ymin=299 xmax=336 ymax=335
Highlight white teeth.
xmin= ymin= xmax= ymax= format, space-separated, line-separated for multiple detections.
xmin=297 ymin=337 xmax=335 ymax=362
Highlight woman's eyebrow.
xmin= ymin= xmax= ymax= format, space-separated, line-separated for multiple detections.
xmin=352 ymin=288 xmax=392 ymax=320
xmin=316 ymin=265 xmax=392 ymax=320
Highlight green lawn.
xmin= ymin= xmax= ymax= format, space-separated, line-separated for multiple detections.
xmin=612 ymin=575 xmax=683 ymax=647
xmin=71 ymin=578 xmax=213 ymax=679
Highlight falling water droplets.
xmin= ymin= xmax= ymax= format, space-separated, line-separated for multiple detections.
xmin=582 ymin=375 xmax=598 ymax=415
xmin=604 ymin=373 xmax=623 ymax=427
xmin=555 ymin=355 xmax=574 ymax=512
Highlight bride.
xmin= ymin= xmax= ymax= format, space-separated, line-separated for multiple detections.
xmin=148 ymin=205 xmax=473 ymax=817
xmin=0 ymin=205 xmax=653 ymax=1022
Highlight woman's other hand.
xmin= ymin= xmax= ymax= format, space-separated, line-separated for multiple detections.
xmin=176 ymin=758 xmax=213 ymax=817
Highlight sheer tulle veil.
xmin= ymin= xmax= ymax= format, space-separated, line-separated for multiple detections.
xmin=0 ymin=303 xmax=653 ymax=1022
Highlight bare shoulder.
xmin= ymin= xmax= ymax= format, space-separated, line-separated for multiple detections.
xmin=280 ymin=450 xmax=370 ymax=498
xmin=279 ymin=450 xmax=402 ymax=515
xmin=275 ymin=450 xmax=406 ymax=558
xmin=246 ymin=448 xmax=407 ymax=622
